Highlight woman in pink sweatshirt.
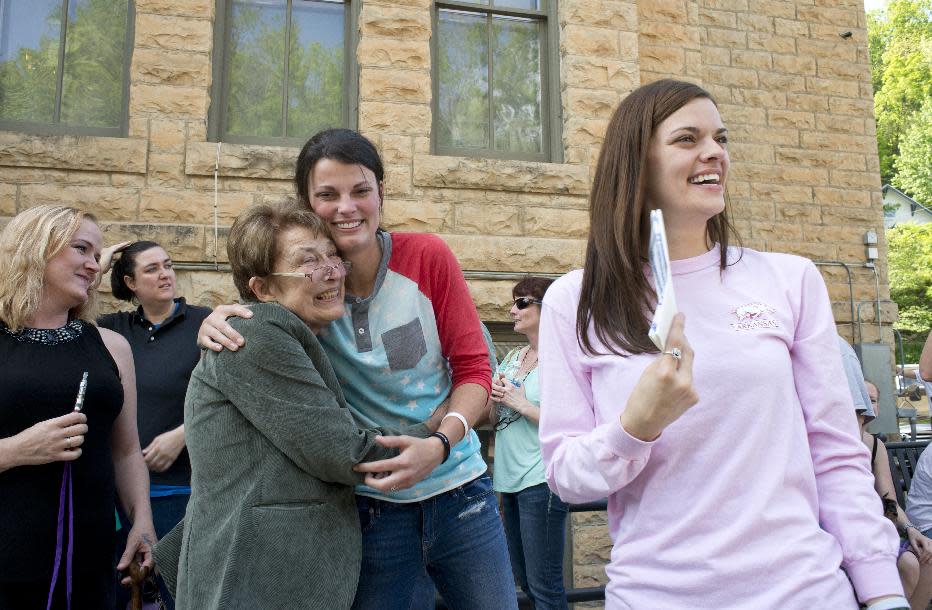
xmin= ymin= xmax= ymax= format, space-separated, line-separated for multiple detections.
xmin=538 ymin=79 xmax=905 ymax=609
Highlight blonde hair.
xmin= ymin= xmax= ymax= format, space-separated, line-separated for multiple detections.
xmin=0 ymin=205 xmax=100 ymax=331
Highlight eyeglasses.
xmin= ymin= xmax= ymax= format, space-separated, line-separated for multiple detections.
xmin=271 ymin=260 xmax=352 ymax=283
xmin=494 ymin=408 xmax=523 ymax=431
xmin=514 ymin=297 xmax=542 ymax=310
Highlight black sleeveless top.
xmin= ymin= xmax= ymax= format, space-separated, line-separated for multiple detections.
xmin=0 ymin=320 xmax=123 ymax=605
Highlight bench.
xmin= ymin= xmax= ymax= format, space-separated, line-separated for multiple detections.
xmin=886 ymin=440 xmax=929 ymax=507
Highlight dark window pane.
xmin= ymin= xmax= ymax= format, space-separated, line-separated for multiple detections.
xmin=491 ymin=15 xmax=542 ymax=154
xmin=437 ymin=9 xmax=489 ymax=150
xmin=225 ymin=0 xmax=287 ymax=138
xmin=493 ymin=0 xmax=539 ymax=9
xmin=0 ymin=0 xmax=63 ymax=123
xmin=286 ymin=0 xmax=343 ymax=138
xmin=60 ymin=0 xmax=128 ymax=128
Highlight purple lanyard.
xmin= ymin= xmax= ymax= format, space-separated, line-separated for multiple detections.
xmin=48 ymin=371 xmax=87 ymax=610
xmin=46 ymin=463 xmax=74 ymax=610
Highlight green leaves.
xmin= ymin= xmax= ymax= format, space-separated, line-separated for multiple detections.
xmin=888 ymin=224 xmax=932 ymax=336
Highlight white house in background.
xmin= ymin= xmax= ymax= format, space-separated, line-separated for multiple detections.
xmin=884 ymin=185 xmax=932 ymax=228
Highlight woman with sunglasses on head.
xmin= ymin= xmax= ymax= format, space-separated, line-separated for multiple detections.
xmin=197 ymin=129 xmax=516 ymax=609
xmin=153 ymin=200 xmax=430 ymax=609
xmin=489 ymin=276 xmax=568 ymax=610
xmin=0 ymin=205 xmax=154 ymax=609
xmin=538 ymin=79 xmax=904 ymax=608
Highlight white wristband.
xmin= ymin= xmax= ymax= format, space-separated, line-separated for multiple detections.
xmin=866 ymin=597 xmax=910 ymax=610
xmin=441 ymin=412 xmax=469 ymax=438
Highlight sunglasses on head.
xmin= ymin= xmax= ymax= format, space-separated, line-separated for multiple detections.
xmin=514 ymin=297 xmax=542 ymax=310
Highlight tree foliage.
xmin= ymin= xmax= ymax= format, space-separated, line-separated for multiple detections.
xmin=894 ymin=97 xmax=932 ymax=207
xmin=888 ymin=224 xmax=932 ymax=360
xmin=867 ymin=0 xmax=932 ymax=187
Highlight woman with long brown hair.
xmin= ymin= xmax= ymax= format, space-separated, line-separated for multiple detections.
xmin=538 ymin=79 xmax=905 ymax=608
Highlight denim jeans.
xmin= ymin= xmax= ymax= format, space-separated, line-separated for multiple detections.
xmin=501 ymin=483 xmax=569 ymax=610
xmin=352 ymin=474 xmax=518 ymax=610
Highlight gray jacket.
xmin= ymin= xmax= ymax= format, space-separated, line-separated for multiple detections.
xmin=155 ymin=302 xmax=422 ymax=609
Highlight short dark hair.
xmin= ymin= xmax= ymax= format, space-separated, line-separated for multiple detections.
xmin=513 ymin=276 xmax=554 ymax=302
xmin=227 ymin=199 xmax=330 ymax=302
xmin=111 ymin=241 xmax=162 ymax=301
xmin=294 ymin=128 xmax=385 ymax=206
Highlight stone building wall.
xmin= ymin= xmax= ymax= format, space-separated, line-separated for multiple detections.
xmin=0 ymin=0 xmax=888 ymax=603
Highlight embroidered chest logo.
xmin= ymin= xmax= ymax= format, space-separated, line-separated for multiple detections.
xmin=730 ymin=302 xmax=780 ymax=331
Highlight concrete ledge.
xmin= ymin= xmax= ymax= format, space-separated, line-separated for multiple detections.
xmin=0 ymin=132 xmax=148 ymax=173
xmin=185 ymin=141 xmax=298 ymax=179
xmin=413 ymin=154 xmax=590 ymax=195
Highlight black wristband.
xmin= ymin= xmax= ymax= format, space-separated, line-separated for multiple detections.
xmin=430 ymin=431 xmax=451 ymax=463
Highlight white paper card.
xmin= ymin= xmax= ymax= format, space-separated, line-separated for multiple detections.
xmin=648 ymin=209 xmax=678 ymax=350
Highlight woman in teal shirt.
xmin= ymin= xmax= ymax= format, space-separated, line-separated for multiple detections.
xmin=490 ymin=276 xmax=568 ymax=610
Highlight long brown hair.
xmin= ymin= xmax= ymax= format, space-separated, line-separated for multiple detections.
xmin=577 ymin=79 xmax=739 ymax=356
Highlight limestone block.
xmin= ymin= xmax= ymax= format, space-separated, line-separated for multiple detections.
xmin=358 ymin=101 xmax=431 ymax=136
xmin=564 ymin=88 xmax=622 ymax=120
xmin=775 ymin=148 xmax=865 ymax=171
xmin=564 ymin=117 xmax=611 ymax=148
xmin=357 ymin=38 xmax=429 ymax=70
xmin=381 ymin=199 xmax=452 ymax=233
xmin=132 ymin=48 xmax=211 ymax=88
xmin=829 ymin=96 xmax=874 ymax=117
xmin=561 ymin=0 xmax=638 ymax=30
xmin=703 ymin=27 xmax=747 ymax=49
xmin=135 ymin=14 xmax=212 ymax=53
xmin=638 ymin=45 xmax=685 ymax=75
xmin=383 ymin=163 xmax=412 ymax=197
xmin=139 ymin=188 xmax=255 ymax=224
xmin=441 ymin=234 xmax=585 ymax=273
xmin=185 ymin=141 xmax=298 ymax=179
xmin=455 ymin=203 xmax=522 ymax=236
xmin=131 ymin=83 xmax=209 ymax=117
xmin=797 ymin=5 xmax=859 ymax=27
xmin=701 ymin=46 xmax=731 ymax=66
xmin=750 ymin=182 xmax=813 ymax=204
xmin=0 ymin=183 xmax=16 ymax=215
xmin=205 ymin=226 xmax=231 ymax=263
xmin=111 ymin=174 xmax=147 ymax=188
xmin=816 ymin=113 xmax=864 ymax=135
xmin=99 ymin=222 xmax=206 ymax=261
xmin=829 ymin=169 xmax=881 ymax=190
xmin=736 ymin=13 xmax=774 ymax=33
xmin=359 ymin=5 xmax=430 ymax=41
xmin=777 ymin=203 xmax=821 ymax=223
xmin=801 ymin=132 xmax=877 ymax=155
xmin=728 ymin=124 xmax=799 ymax=147
xmin=562 ymin=25 xmax=621 ymax=59
xmin=548 ymin=195 xmax=589 ymax=210
xmin=174 ymin=269 xmax=238 ymax=308
xmin=821 ymin=205 xmax=883 ymax=226
xmin=767 ymin=110 xmax=816 ymax=130
xmin=562 ymin=56 xmax=639 ymax=91
xmin=129 ymin=117 xmax=149 ymax=139
xmin=619 ymin=32 xmax=639 ymax=59
xmin=0 ymin=167 xmax=110 ymax=185
xmin=772 ymin=54 xmax=816 ymax=75
xmin=378 ymin=135 xmax=413 ymax=165
xmin=467 ymin=280 xmax=524 ymax=322
xmin=787 ymin=93 xmax=830 ymax=112
xmin=701 ymin=0 xmax=748 ymax=9
xmin=136 ymin=0 xmax=213 ymax=18
xmin=699 ymin=8 xmax=738 ymax=29
xmin=750 ymin=220 xmax=802 ymax=241
xmin=818 ymin=59 xmax=869 ymax=81
xmin=704 ymin=65 xmax=758 ymax=89
xmin=149 ymin=119 xmax=187 ymax=154
xmin=719 ymin=104 xmax=767 ymax=125
xmin=638 ymin=0 xmax=690 ymax=22
xmin=639 ymin=22 xmax=699 ymax=49
xmin=769 ymin=239 xmax=836 ymax=261
xmin=572 ymin=523 xmax=613 ymax=564
xmin=813 ymin=187 xmax=872 ymax=208
xmin=797 ymin=38 xmax=857 ymax=63
xmin=524 ymin=207 xmax=590 ymax=238
xmin=728 ymin=142 xmax=774 ymax=164
xmin=759 ymin=72 xmax=806 ymax=93
xmin=359 ymin=68 xmax=431 ymax=104
xmin=0 ymin=133 xmax=147 ymax=173
xmin=20 ymin=185 xmax=138 ymax=221
xmin=749 ymin=0 xmax=796 ymax=18
xmin=732 ymin=88 xmax=786 ymax=109
xmin=773 ymin=17 xmax=809 ymax=37
xmin=747 ymin=33 xmax=797 ymax=55
xmin=146 ymin=153 xmax=186 ymax=188
xmin=413 ymin=155 xmax=590 ymax=196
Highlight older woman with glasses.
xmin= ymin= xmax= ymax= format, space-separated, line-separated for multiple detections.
xmin=489 ymin=276 xmax=568 ymax=610
xmin=154 ymin=200 xmax=427 ymax=610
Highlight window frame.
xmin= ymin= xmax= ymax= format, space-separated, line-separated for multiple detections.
xmin=0 ymin=0 xmax=135 ymax=137
xmin=430 ymin=0 xmax=561 ymax=163
xmin=208 ymin=0 xmax=359 ymax=147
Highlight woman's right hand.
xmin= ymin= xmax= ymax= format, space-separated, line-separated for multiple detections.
xmin=618 ymin=313 xmax=698 ymax=442
xmin=197 ymin=304 xmax=252 ymax=352
xmin=99 ymin=240 xmax=132 ymax=275
xmin=4 ymin=412 xmax=88 ymax=469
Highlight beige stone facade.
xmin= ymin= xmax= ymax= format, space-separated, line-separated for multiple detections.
xmin=0 ymin=0 xmax=889 ymax=601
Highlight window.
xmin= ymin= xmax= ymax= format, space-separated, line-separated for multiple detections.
xmin=210 ymin=0 xmax=356 ymax=146
xmin=432 ymin=0 xmax=560 ymax=162
xmin=0 ymin=0 xmax=133 ymax=135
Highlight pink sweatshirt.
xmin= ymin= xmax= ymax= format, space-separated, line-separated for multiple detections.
xmin=539 ymin=245 xmax=902 ymax=608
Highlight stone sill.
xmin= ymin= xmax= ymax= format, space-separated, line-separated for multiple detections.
xmin=413 ymin=154 xmax=590 ymax=195
xmin=0 ymin=132 xmax=147 ymax=173
xmin=185 ymin=141 xmax=298 ymax=180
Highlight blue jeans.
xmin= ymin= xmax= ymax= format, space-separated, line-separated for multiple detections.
xmin=501 ymin=483 xmax=569 ymax=610
xmin=352 ymin=474 xmax=518 ymax=610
